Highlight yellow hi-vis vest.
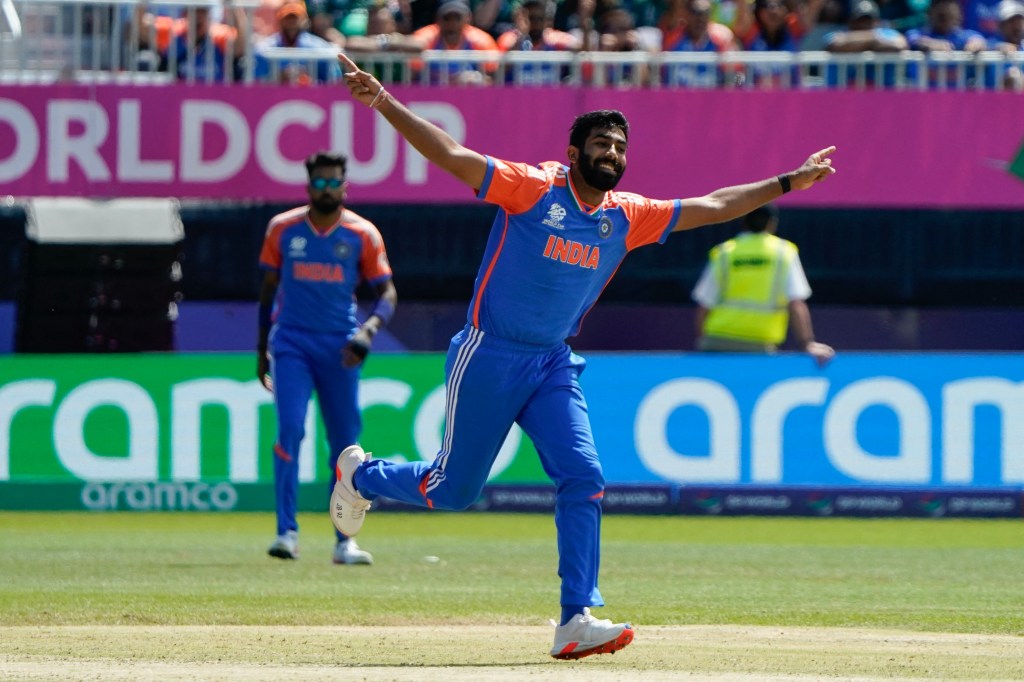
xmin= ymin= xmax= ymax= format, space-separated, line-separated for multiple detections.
xmin=702 ymin=232 xmax=798 ymax=345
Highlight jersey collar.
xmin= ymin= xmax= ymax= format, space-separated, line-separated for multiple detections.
xmin=306 ymin=208 xmax=342 ymax=237
xmin=566 ymin=168 xmax=606 ymax=216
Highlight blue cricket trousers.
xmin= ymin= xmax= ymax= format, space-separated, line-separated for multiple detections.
xmin=270 ymin=323 xmax=361 ymax=540
xmin=354 ymin=325 xmax=606 ymax=607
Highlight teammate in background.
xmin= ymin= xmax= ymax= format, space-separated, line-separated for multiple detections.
xmin=691 ymin=203 xmax=835 ymax=367
xmin=331 ymin=52 xmax=835 ymax=658
xmin=258 ymin=151 xmax=397 ymax=565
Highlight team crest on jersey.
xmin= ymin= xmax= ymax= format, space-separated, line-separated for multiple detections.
xmin=334 ymin=242 xmax=351 ymax=259
xmin=542 ymin=203 xmax=567 ymax=229
xmin=288 ymin=236 xmax=307 ymax=257
xmin=598 ymin=216 xmax=613 ymax=239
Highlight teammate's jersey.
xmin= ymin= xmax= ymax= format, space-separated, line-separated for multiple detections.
xmin=259 ymin=206 xmax=392 ymax=333
xmin=472 ymin=157 xmax=681 ymax=346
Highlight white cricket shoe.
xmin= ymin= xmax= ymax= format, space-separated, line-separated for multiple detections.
xmin=550 ymin=608 xmax=634 ymax=660
xmin=267 ymin=530 xmax=299 ymax=560
xmin=333 ymin=538 xmax=373 ymax=565
xmin=330 ymin=445 xmax=372 ymax=537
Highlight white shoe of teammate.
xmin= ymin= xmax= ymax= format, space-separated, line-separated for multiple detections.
xmin=333 ymin=538 xmax=373 ymax=565
xmin=267 ymin=530 xmax=299 ymax=560
xmin=330 ymin=445 xmax=372 ymax=537
xmin=550 ymin=608 xmax=634 ymax=660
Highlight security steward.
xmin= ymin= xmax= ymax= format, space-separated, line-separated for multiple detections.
xmin=691 ymin=203 xmax=835 ymax=366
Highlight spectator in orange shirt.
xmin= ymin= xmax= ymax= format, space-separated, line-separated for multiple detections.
xmin=734 ymin=0 xmax=807 ymax=50
xmin=661 ymin=0 xmax=739 ymax=87
xmin=733 ymin=0 xmax=805 ymax=87
xmin=576 ymin=2 xmax=656 ymax=86
xmin=136 ymin=2 xmax=248 ymax=82
xmin=657 ymin=0 xmax=736 ymax=52
xmin=498 ymin=0 xmax=579 ymax=83
xmin=253 ymin=2 xmax=342 ymax=84
xmin=498 ymin=0 xmax=578 ymax=51
xmin=412 ymin=0 xmax=500 ymax=83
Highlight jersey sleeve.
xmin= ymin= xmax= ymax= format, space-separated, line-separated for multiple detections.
xmin=477 ymin=156 xmax=552 ymax=215
xmin=359 ymin=223 xmax=394 ymax=284
xmin=259 ymin=222 xmax=285 ymax=271
xmin=465 ymin=25 xmax=500 ymax=50
xmin=497 ymin=30 xmax=519 ymax=51
xmin=412 ymin=24 xmax=441 ymax=45
xmin=209 ymin=23 xmax=238 ymax=52
xmin=621 ymin=194 xmax=682 ymax=250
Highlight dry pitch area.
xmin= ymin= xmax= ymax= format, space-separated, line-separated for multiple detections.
xmin=2 ymin=624 xmax=1022 ymax=681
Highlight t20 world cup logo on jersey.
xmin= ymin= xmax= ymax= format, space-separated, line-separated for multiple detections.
xmin=288 ymin=236 xmax=307 ymax=257
xmin=542 ymin=203 xmax=567 ymax=229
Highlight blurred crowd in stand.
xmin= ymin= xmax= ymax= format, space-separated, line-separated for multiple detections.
xmin=123 ymin=0 xmax=1024 ymax=86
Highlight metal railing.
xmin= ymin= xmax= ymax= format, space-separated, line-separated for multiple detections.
xmin=1 ymin=0 xmax=258 ymax=83
xmin=324 ymin=49 xmax=1024 ymax=91
xmin=3 ymin=0 xmax=1023 ymax=90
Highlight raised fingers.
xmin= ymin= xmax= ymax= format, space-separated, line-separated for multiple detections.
xmin=811 ymin=146 xmax=837 ymax=164
xmin=337 ymin=52 xmax=360 ymax=75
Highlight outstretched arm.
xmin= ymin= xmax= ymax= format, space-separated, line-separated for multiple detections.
xmin=671 ymin=147 xmax=836 ymax=233
xmin=338 ymin=53 xmax=488 ymax=190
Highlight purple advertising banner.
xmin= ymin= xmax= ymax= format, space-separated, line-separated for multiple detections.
xmin=3 ymin=84 xmax=1023 ymax=207
xmin=372 ymin=484 xmax=1023 ymax=517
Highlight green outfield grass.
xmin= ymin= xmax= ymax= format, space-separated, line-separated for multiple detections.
xmin=2 ymin=511 xmax=1022 ymax=634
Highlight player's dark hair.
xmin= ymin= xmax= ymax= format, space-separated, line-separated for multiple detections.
xmin=569 ymin=110 xmax=629 ymax=151
xmin=743 ymin=203 xmax=779 ymax=233
xmin=305 ymin=151 xmax=347 ymax=179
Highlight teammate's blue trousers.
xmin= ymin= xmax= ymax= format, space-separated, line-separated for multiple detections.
xmin=270 ymin=323 xmax=361 ymax=541
xmin=354 ymin=325 xmax=606 ymax=607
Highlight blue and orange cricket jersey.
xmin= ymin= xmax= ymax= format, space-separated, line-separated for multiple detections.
xmin=471 ymin=157 xmax=682 ymax=346
xmin=259 ymin=206 xmax=392 ymax=332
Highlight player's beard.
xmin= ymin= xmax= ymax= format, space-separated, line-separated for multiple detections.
xmin=311 ymin=194 xmax=342 ymax=214
xmin=577 ymin=151 xmax=624 ymax=192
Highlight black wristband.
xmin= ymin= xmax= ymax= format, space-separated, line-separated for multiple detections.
xmin=348 ymin=336 xmax=370 ymax=361
xmin=777 ymin=174 xmax=791 ymax=194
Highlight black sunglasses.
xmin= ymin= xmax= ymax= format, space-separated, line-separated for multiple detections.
xmin=310 ymin=177 xmax=343 ymax=190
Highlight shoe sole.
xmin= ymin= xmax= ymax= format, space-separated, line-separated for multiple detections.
xmin=267 ymin=548 xmax=296 ymax=560
xmin=332 ymin=557 xmax=373 ymax=565
xmin=332 ymin=450 xmax=370 ymax=536
xmin=551 ymin=626 xmax=634 ymax=660
xmin=331 ymin=492 xmax=368 ymax=537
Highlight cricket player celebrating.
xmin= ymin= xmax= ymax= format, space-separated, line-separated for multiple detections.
xmin=331 ymin=53 xmax=835 ymax=658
